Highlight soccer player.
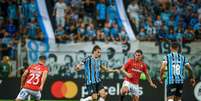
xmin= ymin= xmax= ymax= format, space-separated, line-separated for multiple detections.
xmin=75 ymin=45 xmax=119 ymax=101
xmin=120 ymin=49 xmax=157 ymax=101
xmin=15 ymin=55 xmax=48 ymax=101
xmin=160 ymin=42 xmax=196 ymax=101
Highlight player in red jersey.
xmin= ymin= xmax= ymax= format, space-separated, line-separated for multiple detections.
xmin=120 ymin=49 xmax=157 ymax=101
xmin=15 ymin=55 xmax=48 ymax=101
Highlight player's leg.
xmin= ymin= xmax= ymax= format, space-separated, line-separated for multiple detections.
xmin=98 ymin=88 xmax=108 ymax=101
xmin=120 ymin=81 xmax=130 ymax=101
xmin=174 ymin=84 xmax=183 ymax=101
xmin=167 ymin=84 xmax=177 ymax=101
xmin=15 ymin=88 xmax=29 ymax=101
xmin=132 ymin=95 xmax=139 ymax=101
xmin=130 ymin=83 xmax=142 ymax=101
xmin=81 ymin=84 xmax=97 ymax=101
xmin=31 ymin=90 xmax=41 ymax=101
xmin=120 ymin=81 xmax=130 ymax=95
xmin=97 ymin=82 xmax=107 ymax=101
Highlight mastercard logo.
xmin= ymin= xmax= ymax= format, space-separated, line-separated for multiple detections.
xmin=51 ymin=81 xmax=78 ymax=99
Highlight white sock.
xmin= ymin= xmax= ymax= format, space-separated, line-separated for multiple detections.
xmin=98 ymin=97 xmax=105 ymax=101
xmin=81 ymin=96 xmax=92 ymax=101
xmin=168 ymin=99 xmax=174 ymax=101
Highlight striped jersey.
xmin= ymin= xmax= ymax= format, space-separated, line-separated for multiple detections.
xmin=163 ymin=52 xmax=189 ymax=85
xmin=81 ymin=56 xmax=103 ymax=85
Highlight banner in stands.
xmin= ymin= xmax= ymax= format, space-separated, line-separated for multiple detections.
xmin=0 ymin=78 xmax=197 ymax=101
xmin=25 ymin=40 xmax=201 ymax=79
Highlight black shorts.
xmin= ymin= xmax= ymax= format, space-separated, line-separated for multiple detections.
xmin=86 ymin=82 xmax=104 ymax=95
xmin=167 ymin=84 xmax=184 ymax=97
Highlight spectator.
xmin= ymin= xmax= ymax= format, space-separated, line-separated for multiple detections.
xmin=53 ymin=0 xmax=68 ymax=28
xmin=96 ymin=0 xmax=106 ymax=28
xmin=102 ymin=21 xmax=111 ymax=42
xmin=107 ymin=2 xmax=117 ymax=25
xmin=21 ymin=0 xmax=29 ymax=26
xmin=7 ymin=0 xmax=18 ymax=24
xmin=55 ymin=25 xmax=68 ymax=42
xmin=0 ymin=56 xmax=12 ymax=78
xmin=110 ymin=22 xmax=120 ymax=42
xmin=83 ymin=0 xmax=95 ymax=23
xmin=127 ymin=1 xmax=140 ymax=29
xmin=6 ymin=19 xmax=17 ymax=37
xmin=119 ymin=27 xmax=129 ymax=43
xmin=26 ymin=18 xmax=38 ymax=39
xmin=28 ymin=0 xmax=37 ymax=21
xmin=86 ymin=23 xmax=96 ymax=43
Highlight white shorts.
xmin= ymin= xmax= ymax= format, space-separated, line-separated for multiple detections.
xmin=121 ymin=80 xmax=143 ymax=96
xmin=16 ymin=88 xmax=41 ymax=100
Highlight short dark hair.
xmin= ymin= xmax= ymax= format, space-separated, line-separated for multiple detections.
xmin=170 ymin=42 xmax=180 ymax=49
xmin=39 ymin=55 xmax=46 ymax=60
xmin=92 ymin=45 xmax=101 ymax=53
xmin=135 ymin=49 xmax=143 ymax=55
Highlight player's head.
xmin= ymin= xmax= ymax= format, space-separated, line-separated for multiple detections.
xmin=170 ymin=42 xmax=180 ymax=52
xmin=39 ymin=55 xmax=47 ymax=64
xmin=92 ymin=45 xmax=101 ymax=58
xmin=134 ymin=49 xmax=143 ymax=61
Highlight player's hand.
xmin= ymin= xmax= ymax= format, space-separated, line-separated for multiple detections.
xmin=75 ymin=65 xmax=81 ymax=71
xmin=190 ymin=78 xmax=196 ymax=87
xmin=150 ymin=82 xmax=157 ymax=88
xmin=126 ymin=73 xmax=132 ymax=78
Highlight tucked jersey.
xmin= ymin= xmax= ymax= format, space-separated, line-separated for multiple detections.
xmin=124 ymin=59 xmax=147 ymax=84
xmin=81 ymin=56 xmax=103 ymax=85
xmin=23 ymin=63 xmax=48 ymax=91
xmin=163 ymin=52 xmax=189 ymax=85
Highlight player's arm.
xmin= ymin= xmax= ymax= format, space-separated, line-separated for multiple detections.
xmin=21 ymin=69 xmax=29 ymax=88
xmin=75 ymin=63 xmax=84 ymax=72
xmin=100 ymin=65 xmax=119 ymax=73
xmin=144 ymin=70 xmax=157 ymax=88
xmin=185 ymin=63 xmax=196 ymax=86
xmin=120 ymin=65 xmax=132 ymax=78
xmin=40 ymin=70 xmax=48 ymax=91
xmin=160 ymin=61 xmax=167 ymax=83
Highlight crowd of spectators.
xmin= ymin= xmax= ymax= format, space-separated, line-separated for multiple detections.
xmin=51 ymin=0 xmax=128 ymax=43
xmin=126 ymin=0 xmax=201 ymax=43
